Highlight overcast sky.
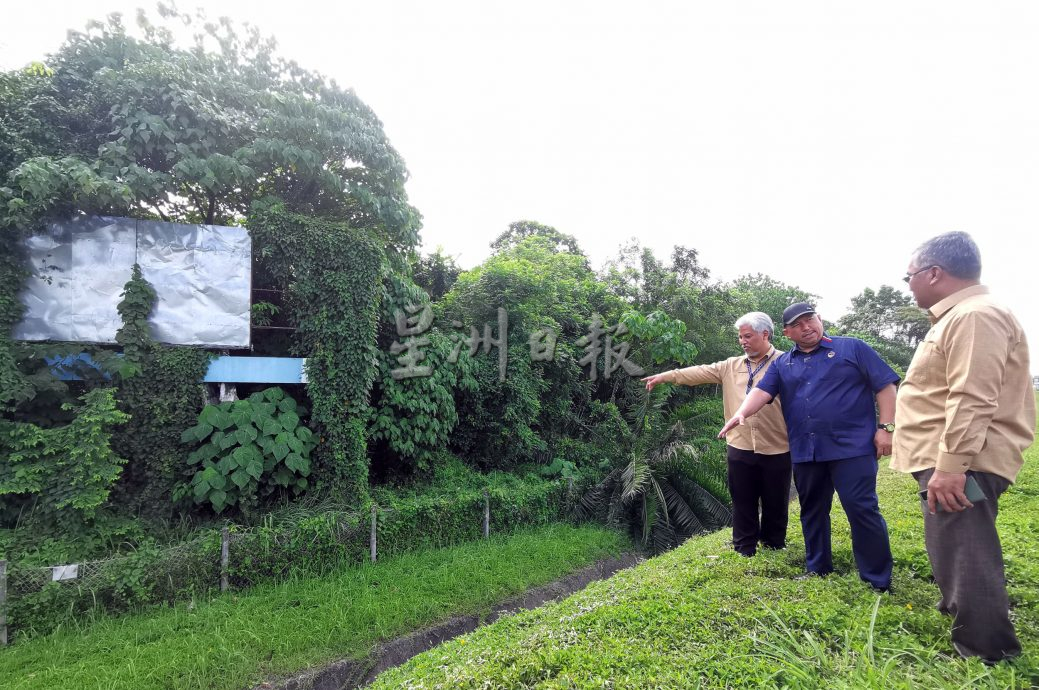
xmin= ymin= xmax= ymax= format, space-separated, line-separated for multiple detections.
xmin=3 ymin=1 xmax=1038 ymax=369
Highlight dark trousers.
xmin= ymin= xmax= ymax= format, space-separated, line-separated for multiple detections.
xmin=793 ymin=454 xmax=892 ymax=589
xmin=913 ymin=468 xmax=1020 ymax=662
xmin=726 ymin=446 xmax=792 ymax=556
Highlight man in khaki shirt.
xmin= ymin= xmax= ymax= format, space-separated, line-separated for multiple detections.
xmin=643 ymin=311 xmax=790 ymax=556
xmin=892 ymin=231 xmax=1035 ymax=663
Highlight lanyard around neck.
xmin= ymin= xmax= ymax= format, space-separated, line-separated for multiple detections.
xmin=745 ymin=350 xmax=774 ymax=394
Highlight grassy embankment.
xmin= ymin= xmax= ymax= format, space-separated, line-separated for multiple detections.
xmin=0 ymin=524 xmax=628 ymax=689
xmin=371 ymin=428 xmax=1039 ymax=688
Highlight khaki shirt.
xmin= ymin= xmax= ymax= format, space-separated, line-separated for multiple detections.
xmin=664 ymin=347 xmax=789 ymax=455
xmin=891 ymin=285 xmax=1036 ymax=482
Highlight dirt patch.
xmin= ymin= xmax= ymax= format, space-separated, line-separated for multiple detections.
xmin=254 ymin=552 xmax=641 ymax=690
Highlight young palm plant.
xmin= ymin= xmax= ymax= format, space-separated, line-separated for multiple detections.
xmin=577 ymin=389 xmax=731 ymax=553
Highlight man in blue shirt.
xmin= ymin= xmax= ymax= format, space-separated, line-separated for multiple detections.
xmin=718 ymin=303 xmax=898 ymax=591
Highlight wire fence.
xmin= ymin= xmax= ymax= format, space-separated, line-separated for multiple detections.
xmin=1 ymin=481 xmax=578 ymax=644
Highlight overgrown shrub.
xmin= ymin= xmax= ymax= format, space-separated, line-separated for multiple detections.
xmin=176 ymin=387 xmax=316 ymax=514
xmin=0 ymin=388 xmax=128 ymax=531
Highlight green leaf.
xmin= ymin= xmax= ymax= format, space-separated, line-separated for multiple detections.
xmin=261 ymin=418 xmax=281 ymax=437
xmin=230 ymin=467 xmax=251 ymax=489
xmin=195 ymin=422 xmax=214 ymax=441
xmin=294 ymin=426 xmax=314 ymax=443
xmin=216 ymin=455 xmax=234 ymax=474
xmin=245 ymin=457 xmax=263 ymax=480
xmin=212 ymin=410 xmax=234 ymax=431
xmin=199 ymin=405 xmax=221 ymax=426
xmin=263 ymin=387 xmax=285 ymax=402
xmin=272 ymin=442 xmax=290 ymax=461
xmin=209 ymin=489 xmax=228 ymax=512
xmin=277 ymin=397 xmax=296 ymax=413
xmin=219 ymin=433 xmax=238 ymax=450
xmin=235 ymin=427 xmax=257 ymax=445
xmin=280 ymin=411 xmax=300 ymax=431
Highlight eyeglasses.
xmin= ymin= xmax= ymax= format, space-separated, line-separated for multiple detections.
xmin=902 ymin=265 xmax=938 ymax=284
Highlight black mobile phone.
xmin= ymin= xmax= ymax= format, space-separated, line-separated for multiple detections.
xmin=918 ymin=475 xmax=987 ymax=511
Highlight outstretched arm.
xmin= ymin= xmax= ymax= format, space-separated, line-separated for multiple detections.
xmin=718 ymin=388 xmax=773 ymax=438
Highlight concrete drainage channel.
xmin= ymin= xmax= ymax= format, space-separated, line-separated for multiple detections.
xmin=255 ymin=553 xmax=642 ymax=690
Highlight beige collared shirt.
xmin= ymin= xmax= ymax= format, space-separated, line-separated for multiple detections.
xmin=664 ymin=347 xmax=789 ymax=455
xmin=891 ymin=285 xmax=1036 ymax=482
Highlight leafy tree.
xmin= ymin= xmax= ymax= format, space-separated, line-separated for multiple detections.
xmin=726 ymin=273 xmax=818 ymax=352
xmin=0 ymin=7 xmax=418 ymax=256
xmin=727 ymin=274 xmax=817 ymax=326
xmin=440 ymin=233 xmax=620 ymax=469
xmin=601 ymin=241 xmax=742 ymax=364
xmin=412 ymin=247 xmax=462 ymax=302
xmin=1 ymin=9 xmax=416 ymax=508
xmin=834 ymin=285 xmax=930 ymax=373
xmin=490 ymin=220 xmax=585 ymax=257
xmin=837 ymin=285 xmax=930 ymax=347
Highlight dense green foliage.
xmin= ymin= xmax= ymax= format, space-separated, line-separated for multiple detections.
xmin=177 ymin=387 xmax=316 ymax=513
xmin=248 ymin=206 xmax=384 ymax=502
xmin=370 ymin=438 xmax=1039 ymax=689
xmin=0 ymin=388 xmax=128 ymax=530
xmin=106 ymin=265 xmax=212 ymax=517
xmin=0 ymin=524 xmax=627 ymax=690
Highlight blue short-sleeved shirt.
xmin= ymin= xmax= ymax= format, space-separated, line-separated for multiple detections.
xmin=755 ymin=335 xmax=899 ymax=463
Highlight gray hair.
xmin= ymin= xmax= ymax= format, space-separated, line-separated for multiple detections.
xmin=734 ymin=311 xmax=774 ymax=341
xmin=913 ymin=231 xmax=981 ymax=280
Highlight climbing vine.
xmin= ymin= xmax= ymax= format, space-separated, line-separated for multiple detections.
xmin=248 ymin=204 xmax=384 ymax=504
xmin=109 ymin=265 xmax=212 ymax=517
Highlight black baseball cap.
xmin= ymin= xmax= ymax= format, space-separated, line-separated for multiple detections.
xmin=782 ymin=302 xmax=816 ymax=326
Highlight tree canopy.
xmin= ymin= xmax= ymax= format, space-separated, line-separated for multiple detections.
xmin=0 ymin=6 xmax=419 ymax=260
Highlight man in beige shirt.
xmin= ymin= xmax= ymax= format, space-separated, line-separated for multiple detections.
xmin=892 ymin=231 xmax=1035 ymax=663
xmin=643 ymin=312 xmax=790 ymax=556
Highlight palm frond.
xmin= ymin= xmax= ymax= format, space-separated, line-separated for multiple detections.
xmin=649 ymin=517 xmax=679 ymax=553
xmin=575 ymin=468 xmax=621 ymax=520
xmin=659 ymin=478 xmax=706 ymax=537
xmin=674 ymin=475 xmax=733 ymax=528
xmin=620 ymin=455 xmax=652 ymax=504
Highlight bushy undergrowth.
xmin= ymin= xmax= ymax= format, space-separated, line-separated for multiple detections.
xmin=368 ymin=441 xmax=1039 ymax=689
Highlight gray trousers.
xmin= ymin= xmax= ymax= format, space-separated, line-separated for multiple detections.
xmin=913 ymin=468 xmax=1020 ymax=662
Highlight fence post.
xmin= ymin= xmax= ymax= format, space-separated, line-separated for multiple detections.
xmin=483 ymin=490 xmax=490 ymax=539
xmin=220 ymin=527 xmax=230 ymax=593
xmin=0 ymin=559 xmax=7 ymax=646
xmin=370 ymin=504 xmax=378 ymax=563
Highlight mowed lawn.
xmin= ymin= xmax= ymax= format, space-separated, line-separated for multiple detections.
xmin=370 ymin=414 xmax=1039 ymax=689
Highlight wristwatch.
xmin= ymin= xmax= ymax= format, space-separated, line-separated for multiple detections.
xmin=878 ymin=422 xmax=895 ymax=433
